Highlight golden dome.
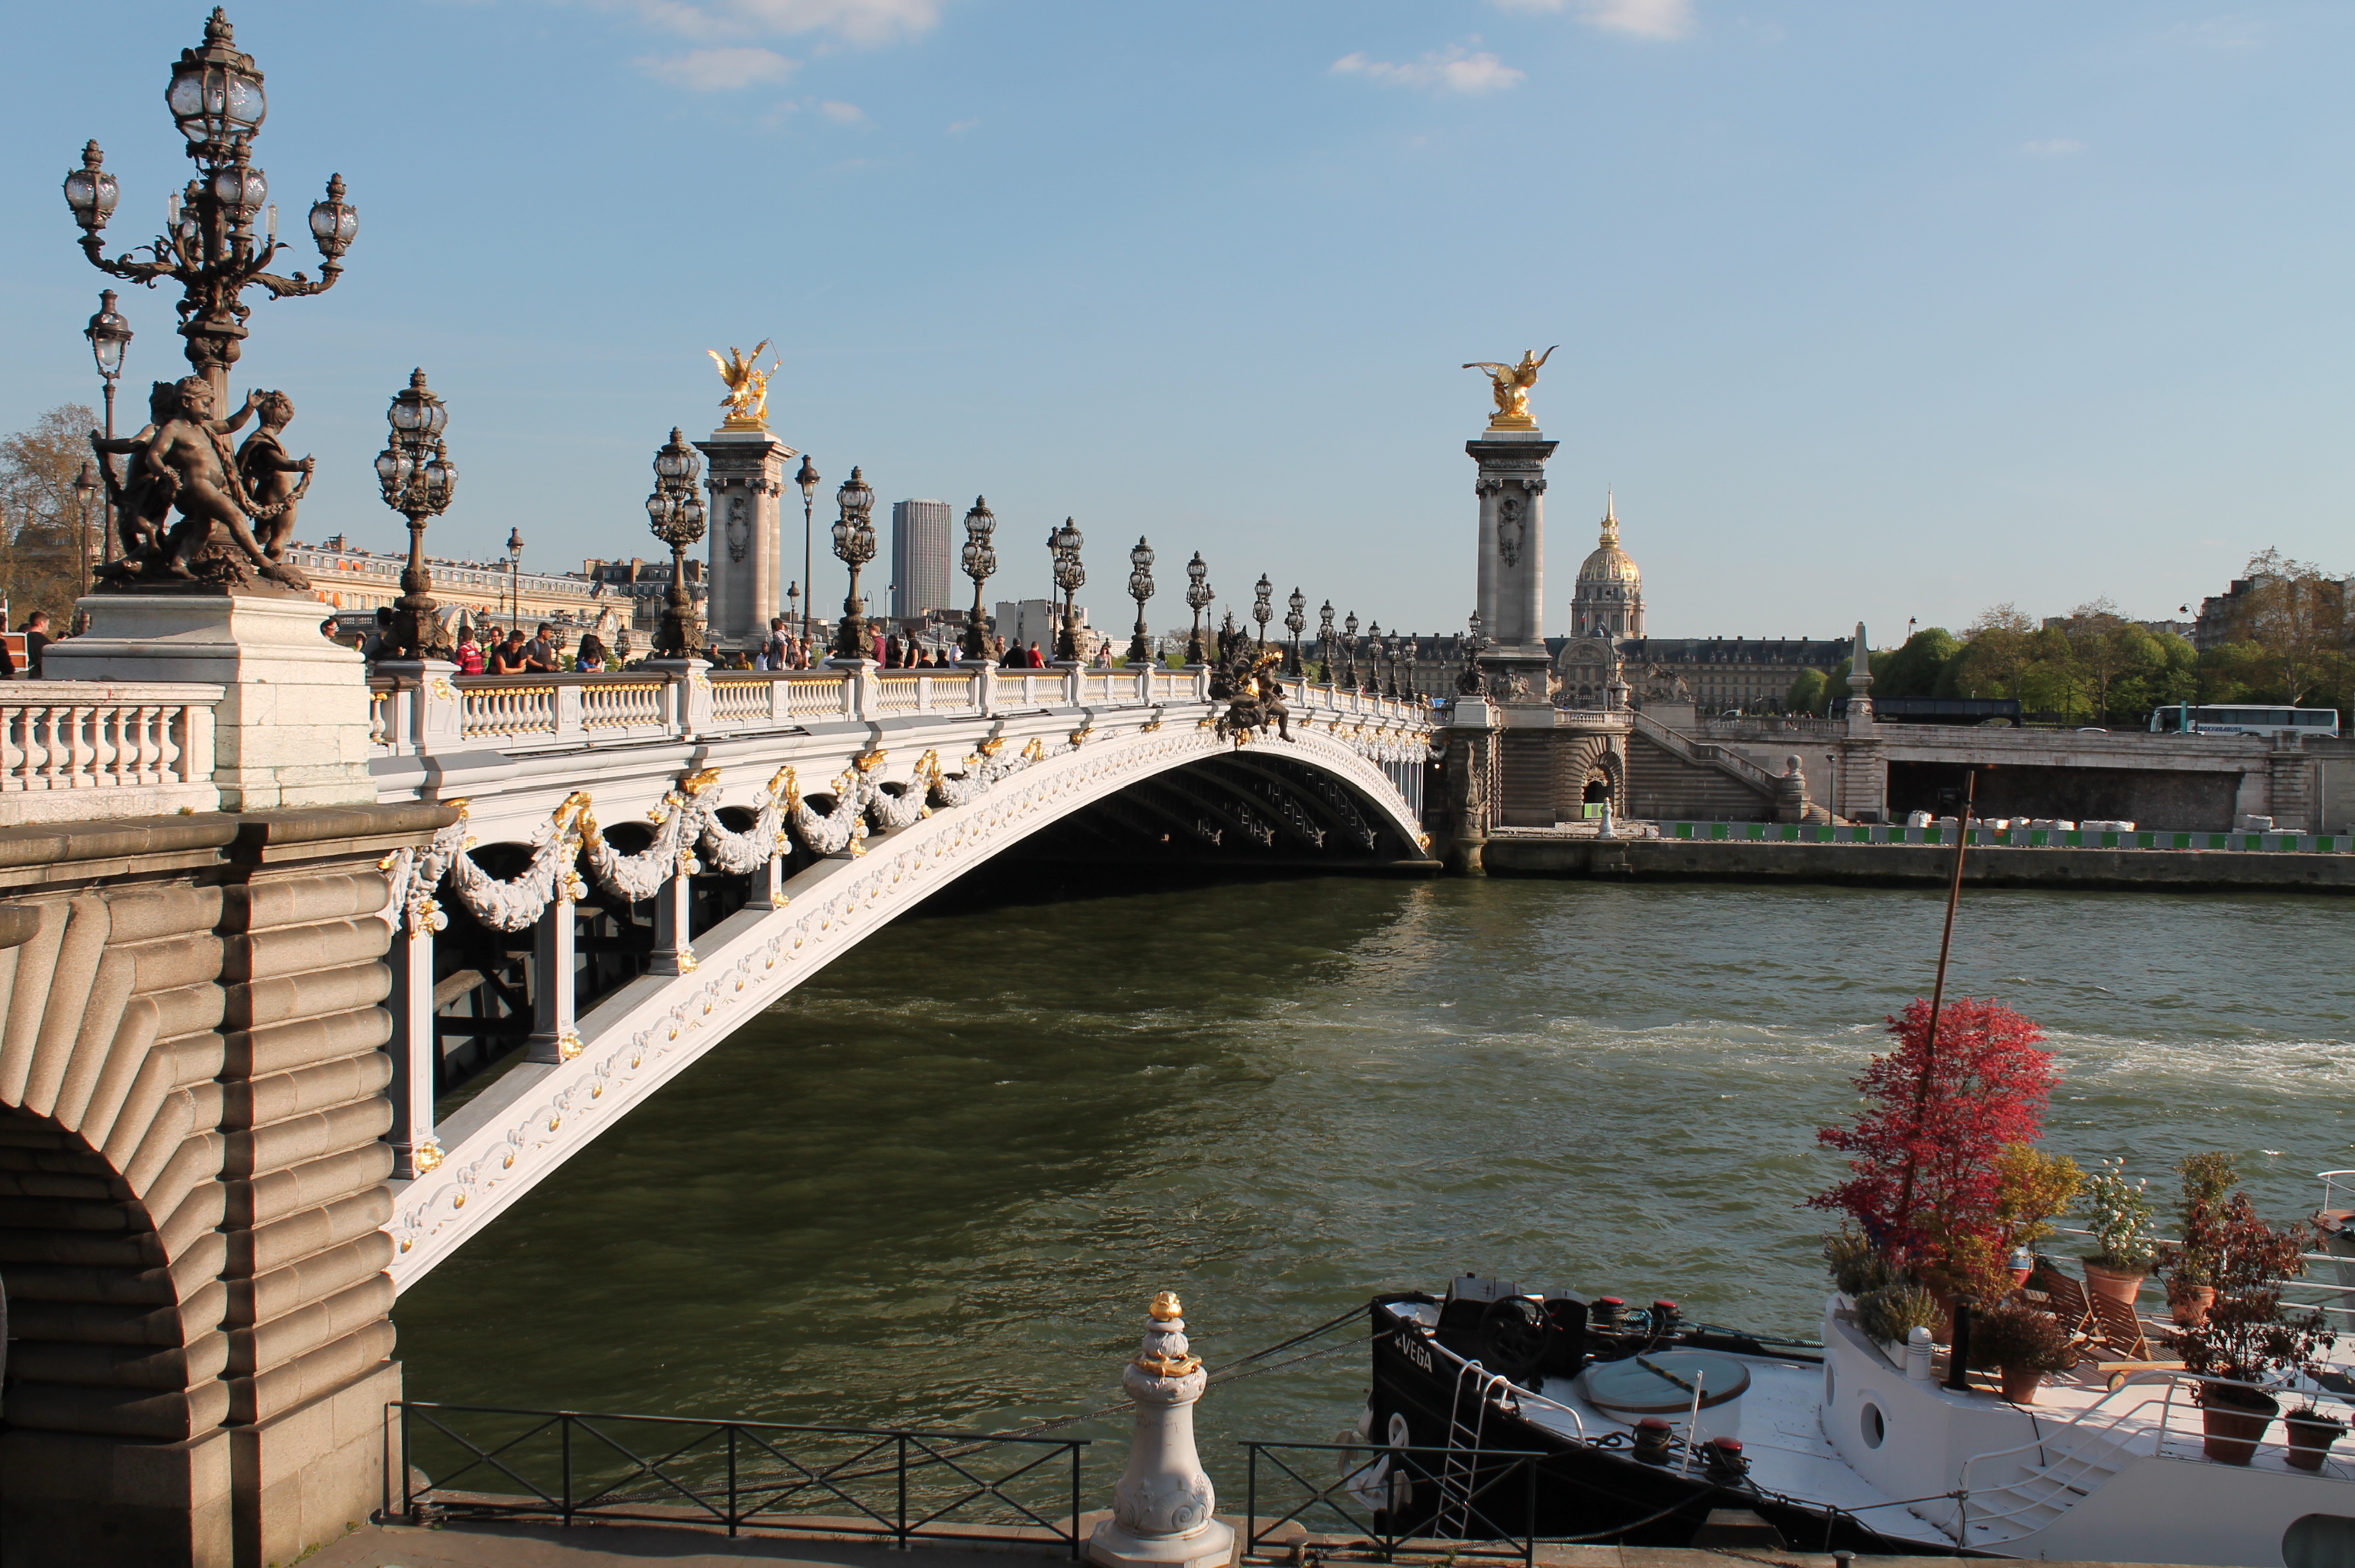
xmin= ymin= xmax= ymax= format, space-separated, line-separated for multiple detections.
xmin=1578 ymin=493 xmax=1639 ymax=586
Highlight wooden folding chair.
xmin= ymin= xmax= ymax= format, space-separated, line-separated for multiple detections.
xmin=2024 ymin=1258 xmax=2095 ymax=1338
xmin=2081 ymin=1290 xmax=2185 ymax=1390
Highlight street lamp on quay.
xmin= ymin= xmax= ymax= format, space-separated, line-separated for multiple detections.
xmin=1183 ymin=553 xmax=1213 ymax=667
xmin=62 ymin=10 xmax=358 ymax=406
xmin=82 ymin=291 xmax=133 ymax=566
xmin=1316 ymin=600 xmax=1335 ymax=684
xmin=504 ymin=529 xmax=525 ymax=635
xmin=1284 ymin=587 xmax=1306 ymax=676
xmin=960 ymin=496 xmax=998 ymax=661
xmin=1049 ymin=518 xmax=1085 ymax=663
xmin=373 ymin=369 xmax=458 ymax=660
xmin=831 ymin=467 xmax=877 ymax=661
xmin=645 ymin=429 xmax=707 ymax=657
xmin=1126 ymin=538 xmax=1158 ymax=667
xmin=795 ymin=455 xmax=820 ymax=642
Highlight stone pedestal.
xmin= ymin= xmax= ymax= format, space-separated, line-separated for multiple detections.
xmin=1467 ymin=429 xmax=1558 ymax=699
xmin=696 ymin=430 xmax=798 ymax=652
xmin=1089 ymin=1296 xmax=1236 ymax=1568
xmin=48 ymin=592 xmax=375 ymax=811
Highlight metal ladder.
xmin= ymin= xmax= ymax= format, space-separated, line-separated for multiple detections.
xmin=1437 ymin=1362 xmax=1514 ymax=1539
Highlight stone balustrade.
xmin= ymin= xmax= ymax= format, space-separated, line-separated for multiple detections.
xmin=365 ymin=663 xmax=1435 ymax=761
xmin=0 ymin=681 xmax=226 ymax=824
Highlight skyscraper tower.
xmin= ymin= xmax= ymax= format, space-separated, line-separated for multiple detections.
xmin=890 ymin=499 xmax=954 ymax=619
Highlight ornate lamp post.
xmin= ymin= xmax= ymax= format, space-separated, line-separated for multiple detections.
xmin=1126 ymin=538 xmax=1156 ymax=666
xmin=794 ymin=455 xmax=820 ymax=641
xmin=645 ymin=429 xmax=707 ymax=657
xmin=1050 ymin=517 xmax=1085 ymax=662
xmin=1384 ymin=634 xmax=1402 ymax=699
xmin=1341 ymin=612 xmax=1359 ymax=688
xmin=1459 ymin=610 xmax=1486 ymax=694
xmin=1284 ymin=587 xmax=1306 ymax=676
xmin=374 ymin=369 xmax=458 ymax=660
xmin=82 ymin=291 xmax=133 ymax=565
xmin=831 ymin=466 xmax=877 ymax=660
xmin=1183 ymin=553 xmax=1213 ymax=666
xmin=1250 ymin=574 xmax=1273 ymax=651
xmin=1364 ymin=620 xmax=1382 ymax=692
xmin=960 ymin=496 xmax=998 ymax=660
xmin=63 ymin=11 xmax=357 ymax=406
xmin=786 ymin=580 xmax=800 ymax=645
xmin=1316 ymin=600 xmax=1335 ymax=683
xmin=505 ymin=529 xmax=525 ymax=635
xmin=71 ymin=464 xmax=99 ymax=622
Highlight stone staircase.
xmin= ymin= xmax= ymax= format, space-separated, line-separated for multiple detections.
xmin=1625 ymin=712 xmax=1781 ymax=822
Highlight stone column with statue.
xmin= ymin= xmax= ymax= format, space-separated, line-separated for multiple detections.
xmin=699 ymin=343 xmax=800 ymax=652
xmin=1835 ymin=622 xmax=1888 ymax=823
xmin=1089 ymin=1293 xmax=1236 ymax=1568
xmin=1462 ymin=349 xmax=1559 ymax=705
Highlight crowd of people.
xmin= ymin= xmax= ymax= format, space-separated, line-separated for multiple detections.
xmin=326 ymin=608 xmax=1122 ymax=676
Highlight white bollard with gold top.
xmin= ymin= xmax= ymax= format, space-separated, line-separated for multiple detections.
xmin=1088 ymin=1292 xmax=1237 ymax=1568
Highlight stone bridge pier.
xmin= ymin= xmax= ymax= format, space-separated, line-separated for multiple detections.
xmin=0 ymin=805 xmax=447 ymax=1568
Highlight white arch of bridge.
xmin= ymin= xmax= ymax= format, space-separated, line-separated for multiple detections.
xmin=381 ymin=708 xmax=1432 ymax=1287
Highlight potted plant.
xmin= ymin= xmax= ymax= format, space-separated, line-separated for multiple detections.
xmin=1823 ymin=1229 xmax=1893 ymax=1309
xmin=1994 ymin=1142 xmax=2083 ymax=1290
xmin=2174 ymin=1191 xmax=2337 ymax=1465
xmin=2284 ymin=1403 xmax=2348 ymax=1473
xmin=2081 ymin=1158 xmax=2157 ymax=1307
xmin=1968 ymin=1302 xmax=2077 ymax=1405
xmin=1857 ymin=1282 xmax=1940 ymax=1366
xmin=2164 ymin=1152 xmax=2235 ymax=1329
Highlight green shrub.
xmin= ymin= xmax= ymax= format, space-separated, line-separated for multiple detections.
xmin=1857 ymin=1284 xmax=1939 ymax=1345
xmin=1967 ymin=1303 xmax=2077 ymax=1373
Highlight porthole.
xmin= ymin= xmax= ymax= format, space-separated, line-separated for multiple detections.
xmin=2284 ymin=1514 xmax=2355 ymax=1568
xmin=1860 ymin=1403 xmax=1885 ymax=1449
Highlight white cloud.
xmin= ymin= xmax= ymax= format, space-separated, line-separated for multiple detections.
xmin=1331 ymin=45 xmax=1525 ymax=95
xmin=636 ymin=45 xmax=797 ymax=88
xmin=818 ymin=99 xmax=867 ymax=124
xmin=1492 ymin=0 xmax=1695 ymax=40
xmin=2019 ymin=138 xmax=2087 ymax=156
xmin=947 ymin=117 xmax=980 ymax=135
xmin=607 ymin=0 xmax=943 ymax=46
xmin=2166 ymin=17 xmax=2264 ymax=51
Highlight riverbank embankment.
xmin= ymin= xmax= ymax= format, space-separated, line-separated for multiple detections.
xmin=1482 ymin=833 xmax=2354 ymax=892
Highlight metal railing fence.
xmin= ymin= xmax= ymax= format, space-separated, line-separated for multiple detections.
xmin=394 ymin=1400 xmax=1088 ymax=1555
xmin=1239 ymin=1440 xmax=1542 ymax=1568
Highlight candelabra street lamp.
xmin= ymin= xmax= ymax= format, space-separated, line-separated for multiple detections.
xmin=1364 ymin=620 xmax=1382 ymax=693
xmin=1459 ymin=610 xmax=1486 ymax=694
xmin=645 ymin=428 xmax=707 ymax=657
xmin=1341 ymin=611 xmax=1359 ymax=688
xmin=960 ymin=496 xmax=998 ymax=661
xmin=831 ymin=466 xmax=877 ymax=660
xmin=1284 ymin=586 xmax=1306 ymax=676
xmin=1384 ymin=634 xmax=1402 ymax=700
xmin=83 ymin=291 xmax=133 ymax=565
xmin=786 ymin=580 xmax=800 ymax=644
xmin=795 ymin=454 xmax=820 ymax=642
xmin=1050 ymin=517 xmax=1085 ymax=662
xmin=72 ymin=464 xmax=99 ymax=622
xmin=1251 ymin=574 xmax=1274 ymax=651
xmin=1316 ymin=600 xmax=1335 ymax=684
xmin=63 ymin=11 xmax=358 ymax=406
xmin=374 ymin=368 xmax=458 ymax=660
xmin=1184 ymin=552 xmax=1213 ymax=666
xmin=1126 ymin=537 xmax=1156 ymax=666
xmin=505 ymin=529 xmax=525 ymax=635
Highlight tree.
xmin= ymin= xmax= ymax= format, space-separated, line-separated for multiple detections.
xmin=1940 ymin=604 xmax=2037 ymax=702
xmin=2218 ymin=549 xmax=2350 ymax=712
xmin=1874 ymin=628 xmax=1961 ymax=700
xmin=1787 ymin=667 xmax=1829 ymax=715
xmin=0 ymin=403 xmax=102 ymax=628
xmin=1812 ymin=996 xmax=2058 ymax=1297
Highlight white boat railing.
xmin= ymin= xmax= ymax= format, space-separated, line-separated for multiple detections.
xmin=1955 ymin=1370 xmax=2355 ymax=1544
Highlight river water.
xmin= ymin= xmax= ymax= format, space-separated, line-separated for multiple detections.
xmin=393 ymin=876 xmax=2354 ymax=1454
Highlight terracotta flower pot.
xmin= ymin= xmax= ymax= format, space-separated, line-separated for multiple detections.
xmin=2199 ymin=1386 xmax=2279 ymax=1466
xmin=2169 ymin=1284 xmax=2217 ymax=1329
xmin=2083 ymin=1261 xmax=2147 ymax=1308
xmin=2000 ymin=1366 xmax=2042 ymax=1405
xmin=2286 ymin=1414 xmax=2344 ymax=1473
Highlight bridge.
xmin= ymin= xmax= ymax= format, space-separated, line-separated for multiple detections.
xmin=0 ymin=644 xmax=1435 ymax=1566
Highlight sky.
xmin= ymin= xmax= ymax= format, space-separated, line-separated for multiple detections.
xmin=2 ymin=1 xmax=2349 ymax=641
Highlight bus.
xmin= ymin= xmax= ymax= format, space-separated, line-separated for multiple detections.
xmin=2149 ymin=703 xmax=2341 ymax=738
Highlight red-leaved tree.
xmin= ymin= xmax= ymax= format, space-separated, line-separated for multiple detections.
xmin=1811 ymin=997 xmax=2057 ymax=1298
